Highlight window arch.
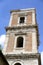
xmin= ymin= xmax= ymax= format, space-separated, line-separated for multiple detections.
xmin=16 ymin=36 xmax=23 ymax=48
xmin=14 ymin=63 xmax=21 ymax=65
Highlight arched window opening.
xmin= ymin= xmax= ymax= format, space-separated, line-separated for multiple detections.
xmin=16 ymin=37 xmax=23 ymax=48
xmin=14 ymin=63 xmax=21 ymax=65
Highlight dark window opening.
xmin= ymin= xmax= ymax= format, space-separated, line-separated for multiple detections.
xmin=16 ymin=37 xmax=23 ymax=48
xmin=14 ymin=63 xmax=21 ymax=65
xmin=20 ymin=17 xmax=25 ymax=23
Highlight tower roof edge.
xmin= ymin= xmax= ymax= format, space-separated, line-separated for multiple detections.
xmin=10 ymin=8 xmax=36 ymax=13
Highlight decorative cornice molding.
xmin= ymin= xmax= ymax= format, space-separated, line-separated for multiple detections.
xmin=5 ymin=25 xmax=38 ymax=31
xmin=5 ymin=53 xmax=40 ymax=59
xmin=10 ymin=8 xmax=35 ymax=14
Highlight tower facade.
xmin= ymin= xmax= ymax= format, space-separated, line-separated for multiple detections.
xmin=3 ymin=8 xmax=41 ymax=65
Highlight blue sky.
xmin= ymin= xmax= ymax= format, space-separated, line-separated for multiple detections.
xmin=0 ymin=0 xmax=43 ymax=64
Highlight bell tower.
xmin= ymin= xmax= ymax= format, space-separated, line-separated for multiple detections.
xmin=3 ymin=8 xmax=41 ymax=65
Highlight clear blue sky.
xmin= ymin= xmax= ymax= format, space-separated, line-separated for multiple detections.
xmin=0 ymin=0 xmax=43 ymax=52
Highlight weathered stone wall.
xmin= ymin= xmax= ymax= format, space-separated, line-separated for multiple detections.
xmin=7 ymin=58 xmax=38 ymax=65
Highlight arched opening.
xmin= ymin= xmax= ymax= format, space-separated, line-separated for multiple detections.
xmin=16 ymin=37 xmax=23 ymax=48
xmin=14 ymin=63 xmax=21 ymax=65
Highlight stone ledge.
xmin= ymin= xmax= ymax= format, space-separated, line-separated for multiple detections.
xmin=5 ymin=25 xmax=38 ymax=31
xmin=5 ymin=53 xmax=40 ymax=59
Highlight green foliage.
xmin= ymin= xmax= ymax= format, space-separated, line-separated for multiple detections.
xmin=0 ymin=45 xmax=2 ymax=50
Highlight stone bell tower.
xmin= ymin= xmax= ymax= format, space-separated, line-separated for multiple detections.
xmin=3 ymin=8 xmax=41 ymax=65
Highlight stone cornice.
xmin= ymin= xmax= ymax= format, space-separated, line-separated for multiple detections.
xmin=5 ymin=53 xmax=40 ymax=59
xmin=5 ymin=25 xmax=38 ymax=31
xmin=10 ymin=8 xmax=35 ymax=14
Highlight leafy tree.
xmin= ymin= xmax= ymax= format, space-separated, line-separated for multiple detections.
xmin=0 ymin=45 xmax=2 ymax=50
